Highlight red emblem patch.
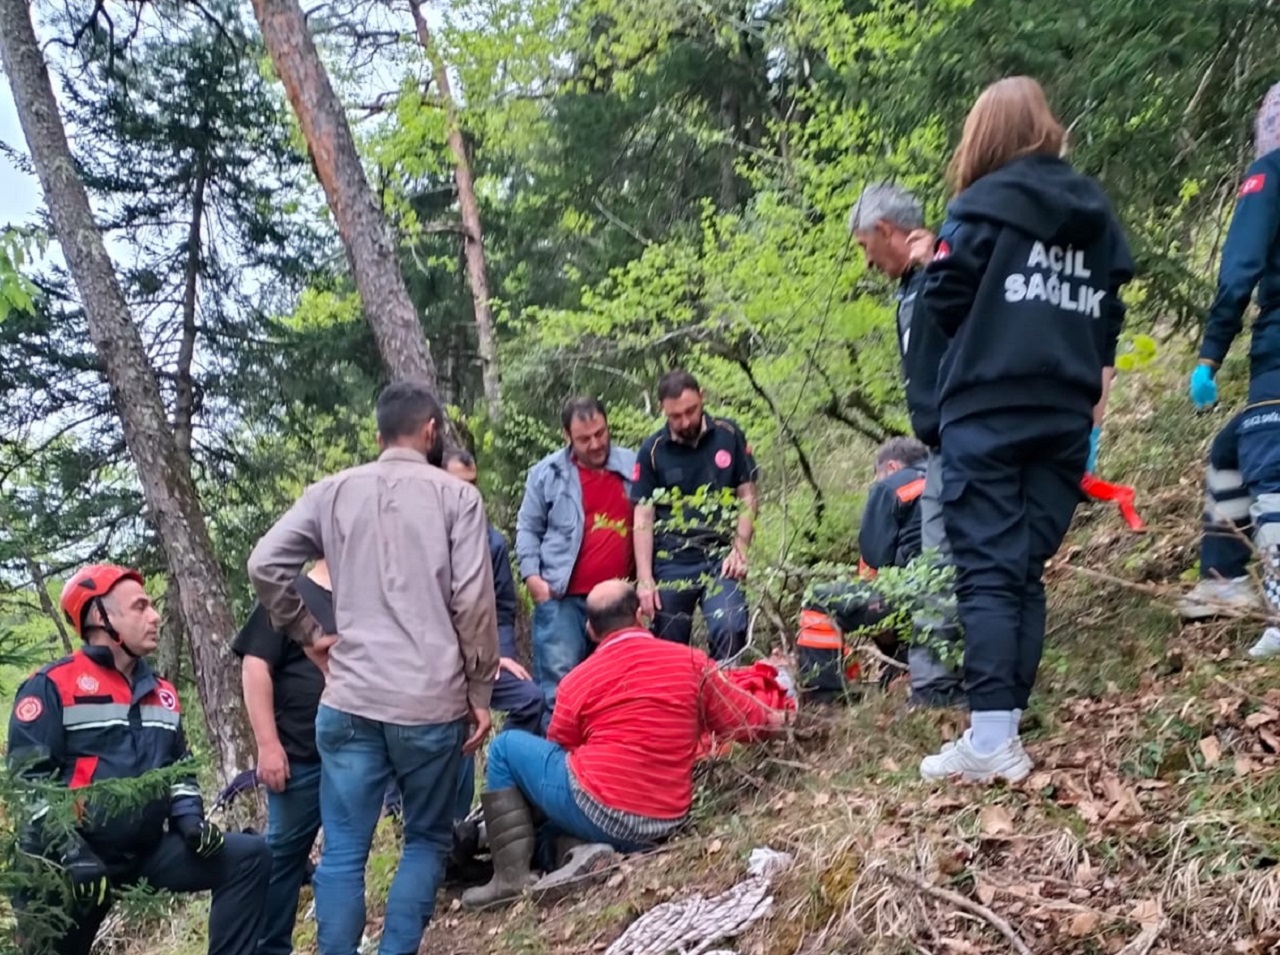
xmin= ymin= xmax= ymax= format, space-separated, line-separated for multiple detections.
xmin=76 ymin=674 xmax=99 ymax=694
xmin=933 ymin=240 xmax=951 ymax=261
xmin=15 ymin=697 xmax=43 ymax=723
xmin=631 ymin=462 xmax=641 ymax=481
xmin=714 ymin=449 xmax=732 ymax=469
xmin=1241 ymin=174 xmax=1267 ymax=197
xmin=157 ymin=688 xmax=178 ymax=711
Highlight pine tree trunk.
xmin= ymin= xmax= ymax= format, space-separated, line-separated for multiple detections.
xmin=173 ymin=164 xmax=207 ymax=463
xmin=0 ymin=0 xmax=252 ymax=783
xmin=26 ymin=555 xmax=73 ymax=655
xmin=409 ymin=1 xmax=502 ymax=419
xmin=250 ymin=0 xmax=442 ymax=389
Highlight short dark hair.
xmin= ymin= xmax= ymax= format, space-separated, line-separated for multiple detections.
xmin=443 ymin=449 xmax=476 ymax=470
xmin=874 ymin=436 xmax=928 ymax=472
xmin=587 ymin=585 xmax=641 ymax=637
xmin=561 ymin=395 xmax=607 ymax=432
xmin=657 ymin=369 xmax=700 ymax=403
xmin=376 ymin=381 xmax=444 ymax=441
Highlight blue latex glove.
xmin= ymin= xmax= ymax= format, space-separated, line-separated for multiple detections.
xmin=1189 ymin=364 xmax=1218 ymax=409
xmin=1086 ymin=425 xmax=1101 ymax=475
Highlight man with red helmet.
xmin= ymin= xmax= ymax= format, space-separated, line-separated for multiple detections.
xmin=6 ymin=564 xmax=271 ymax=955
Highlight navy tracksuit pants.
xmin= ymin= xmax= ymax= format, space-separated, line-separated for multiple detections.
xmin=939 ymin=410 xmax=1091 ymax=712
xmin=1199 ymin=371 xmax=1280 ymax=614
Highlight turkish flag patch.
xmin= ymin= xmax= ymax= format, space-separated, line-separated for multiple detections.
xmin=1240 ymin=174 xmax=1267 ymax=197
xmin=933 ymin=240 xmax=951 ymax=261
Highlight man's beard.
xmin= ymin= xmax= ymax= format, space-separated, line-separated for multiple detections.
xmin=674 ymin=424 xmax=701 ymax=443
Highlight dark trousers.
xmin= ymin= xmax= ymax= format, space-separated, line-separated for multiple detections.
xmin=259 ymin=761 xmax=323 ymax=955
xmin=454 ymin=670 xmax=546 ymax=819
xmin=653 ymin=557 xmax=748 ymax=661
xmin=940 ymin=410 xmax=1090 ymax=712
xmin=18 ymin=832 xmax=271 ymax=955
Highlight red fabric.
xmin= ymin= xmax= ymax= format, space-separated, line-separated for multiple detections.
xmin=1081 ymin=475 xmax=1145 ymax=531
xmin=69 ymin=755 xmax=99 ymax=790
xmin=565 ymin=463 xmax=634 ymax=595
xmin=696 ymin=663 xmax=795 ymax=761
xmin=548 ymin=628 xmax=778 ymax=819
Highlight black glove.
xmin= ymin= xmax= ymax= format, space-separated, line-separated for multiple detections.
xmin=62 ymin=843 xmax=110 ymax=907
xmin=173 ymin=815 xmax=224 ymax=859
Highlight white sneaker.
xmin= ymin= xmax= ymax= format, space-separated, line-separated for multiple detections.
xmin=1178 ymin=577 xmax=1263 ymax=621
xmin=1248 ymin=627 xmax=1280 ymax=659
xmin=920 ymin=730 xmax=1032 ymax=784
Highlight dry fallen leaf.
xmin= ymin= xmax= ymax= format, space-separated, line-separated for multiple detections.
xmin=1246 ymin=709 xmax=1279 ymax=729
xmin=1129 ymin=898 xmax=1162 ymax=926
xmin=707 ymin=838 xmax=723 ymax=854
xmin=979 ymin=803 xmax=1016 ymax=838
xmin=1200 ymin=735 xmax=1222 ymax=766
xmin=606 ymin=872 xmax=625 ymax=888
xmin=1026 ymin=771 xmax=1054 ymax=791
xmin=1235 ymin=756 xmax=1259 ymax=776
xmin=814 ymin=792 xmax=832 ymax=807
xmin=1067 ymin=911 xmax=1101 ymax=936
xmin=976 ymin=880 xmax=996 ymax=905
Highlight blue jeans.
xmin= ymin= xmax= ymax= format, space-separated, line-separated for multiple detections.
xmin=259 ymin=760 xmax=322 ymax=955
xmin=314 ymin=705 xmax=464 ymax=955
xmin=531 ymin=596 xmax=590 ymax=710
xmin=653 ymin=558 xmax=747 ymax=661
xmin=453 ymin=671 xmax=546 ymax=819
xmin=485 ymin=730 xmax=649 ymax=859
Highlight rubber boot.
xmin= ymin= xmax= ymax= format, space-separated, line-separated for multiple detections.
xmin=461 ymin=788 xmax=539 ymax=910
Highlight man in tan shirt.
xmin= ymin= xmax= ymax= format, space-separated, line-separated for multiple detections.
xmin=247 ymin=381 xmax=499 ymax=955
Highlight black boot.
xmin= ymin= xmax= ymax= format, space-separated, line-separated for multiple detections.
xmin=460 ymin=788 xmax=539 ymax=910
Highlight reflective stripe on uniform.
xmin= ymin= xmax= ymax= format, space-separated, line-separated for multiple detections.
xmin=797 ymin=609 xmax=845 ymax=650
xmin=139 ymin=705 xmax=181 ymax=730
xmin=62 ymin=702 xmax=132 ymax=731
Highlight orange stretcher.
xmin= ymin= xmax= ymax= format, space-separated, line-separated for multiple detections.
xmin=1081 ymin=474 xmax=1145 ymax=532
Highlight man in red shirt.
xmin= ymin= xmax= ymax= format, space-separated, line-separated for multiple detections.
xmin=516 ymin=397 xmax=637 ymax=710
xmin=461 ymin=579 xmax=785 ymax=910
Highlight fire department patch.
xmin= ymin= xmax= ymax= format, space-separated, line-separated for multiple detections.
xmin=158 ymin=688 xmax=178 ymax=711
xmin=933 ymin=240 xmax=952 ymax=261
xmin=1241 ymin=174 xmax=1267 ymax=197
xmin=714 ymin=449 xmax=732 ymax=469
xmin=15 ymin=697 xmax=43 ymax=722
xmin=76 ymin=674 xmax=99 ymax=693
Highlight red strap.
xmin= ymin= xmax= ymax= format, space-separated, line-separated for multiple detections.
xmin=895 ymin=477 xmax=926 ymax=503
xmin=69 ymin=755 xmax=98 ymax=790
xmin=1081 ymin=474 xmax=1145 ymax=532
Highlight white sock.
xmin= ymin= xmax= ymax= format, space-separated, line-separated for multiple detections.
xmin=1011 ymin=708 xmax=1023 ymax=737
xmin=970 ymin=710 xmax=1014 ymax=755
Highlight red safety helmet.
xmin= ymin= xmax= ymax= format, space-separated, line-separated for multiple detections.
xmin=60 ymin=564 xmax=145 ymax=640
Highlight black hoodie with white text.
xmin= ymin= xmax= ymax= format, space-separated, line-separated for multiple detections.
xmin=917 ymin=154 xmax=1135 ymax=433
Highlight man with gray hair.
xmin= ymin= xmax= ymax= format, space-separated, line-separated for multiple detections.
xmin=849 ymin=182 xmax=963 ymax=708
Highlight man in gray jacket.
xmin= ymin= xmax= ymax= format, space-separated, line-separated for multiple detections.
xmin=516 ymin=396 xmax=637 ymax=710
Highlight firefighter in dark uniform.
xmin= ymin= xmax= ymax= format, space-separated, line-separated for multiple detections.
xmin=1180 ymin=81 xmax=1280 ymax=645
xmin=7 ymin=564 xmax=271 ymax=955
xmin=914 ymin=77 xmax=1133 ymax=783
xmin=796 ymin=437 xmax=928 ymax=702
xmin=849 ymin=182 xmax=965 ymax=707
xmin=632 ymin=369 xmax=759 ymax=661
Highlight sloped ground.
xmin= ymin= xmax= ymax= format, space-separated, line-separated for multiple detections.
xmin=129 ymin=360 xmax=1280 ymax=955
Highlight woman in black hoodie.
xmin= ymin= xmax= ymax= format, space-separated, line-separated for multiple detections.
xmin=916 ymin=77 xmax=1134 ymax=783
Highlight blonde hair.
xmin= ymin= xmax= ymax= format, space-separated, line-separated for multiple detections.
xmin=948 ymin=76 xmax=1065 ymax=195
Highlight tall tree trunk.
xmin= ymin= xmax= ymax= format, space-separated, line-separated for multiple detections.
xmin=157 ymin=578 xmax=187 ymax=684
xmin=409 ymin=0 xmax=502 ymax=419
xmin=26 ymin=554 xmax=74 ymax=655
xmin=249 ymin=0 xmax=441 ymax=388
xmin=0 ymin=0 xmax=251 ymax=782
xmin=173 ymin=164 xmax=207 ymax=464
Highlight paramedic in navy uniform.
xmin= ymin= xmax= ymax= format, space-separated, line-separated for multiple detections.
xmin=913 ymin=76 xmax=1134 ymax=783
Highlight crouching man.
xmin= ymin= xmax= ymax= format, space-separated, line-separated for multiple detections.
xmin=797 ymin=438 xmax=928 ymax=701
xmin=462 ymin=579 xmax=787 ymax=909
xmin=8 ymin=564 xmax=271 ymax=955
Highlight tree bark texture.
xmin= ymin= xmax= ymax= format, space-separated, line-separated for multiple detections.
xmin=251 ymin=0 xmax=442 ymax=389
xmin=0 ymin=0 xmax=252 ymax=782
xmin=172 ymin=163 xmax=207 ymax=464
xmin=409 ymin=0 xmax=502 ymax=418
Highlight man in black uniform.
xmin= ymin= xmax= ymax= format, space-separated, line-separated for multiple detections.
xmin=796 ymin=437 xmax=928 ymax=701
xmin=632 ymin=369 xmax=759 ymax=661
xmin=234 ymin=560 xmax=333 ymax=955
xmin=8 ymin=564 xmax=270 ymax=955
xmin=849 ymin=182 xmax=964 ymax=706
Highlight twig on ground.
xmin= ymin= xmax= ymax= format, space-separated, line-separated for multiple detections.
xmin=1116 ymin=919 xmax=1165 ymax=955
xmin=883 ymin=868 xmax=1035 ymax=955
xmin=858 ymin=641 xmax=909 ymax=671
